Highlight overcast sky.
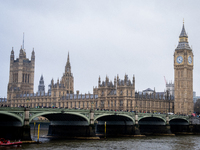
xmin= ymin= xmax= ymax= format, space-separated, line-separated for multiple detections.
xmin=1 ymin=0 xmax=200 ymax=97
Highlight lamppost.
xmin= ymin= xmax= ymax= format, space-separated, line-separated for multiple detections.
xmin=91 ymin=101 xmax=94 ymax=110
xmin=166 ymin=90 xmax=170 ymax=113
xmin=135 ymin=106 xmax=138 ymax=114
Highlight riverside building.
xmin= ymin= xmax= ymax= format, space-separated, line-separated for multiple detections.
xmin=4 ymin=23 xmax=193 ymax=115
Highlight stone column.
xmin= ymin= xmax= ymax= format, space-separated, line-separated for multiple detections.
xmin=22 ymin=108 xmax=31 ymax=141
xmin=188 ymin=115 xmax=194 ymax=132
xmin=165 ymin=114 xmax=172 ymax=134
xmin=88 ymin=109 xmax=96 ymax=137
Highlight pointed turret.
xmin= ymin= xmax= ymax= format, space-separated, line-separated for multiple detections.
xmin=98 ymin=76 xmax=101 ymax=86
xmin=51 ymin=78 xmax=54 ymax=85
xmin=38 ymin=75 xmax=45 ymax=94
xmin=10 ymin=47 xmax=14 ymax=61
xmin=176 ymin=22 xmax=192 ymax=50
xmin=31 ymin=48 xmax=35 ymax=61
xmin=19 ymin=46 xmax=25 ymax=59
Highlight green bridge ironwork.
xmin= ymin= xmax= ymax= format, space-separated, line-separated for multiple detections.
xmin=0 ymin=107 xmax=190 ymax=126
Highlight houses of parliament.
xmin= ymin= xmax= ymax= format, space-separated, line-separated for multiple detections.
xmin=2 ymin=23 xmax=194 ymax=115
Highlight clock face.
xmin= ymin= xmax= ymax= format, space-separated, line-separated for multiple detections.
xmin=176 ymin=56 xmax=183 ymax=64
xmin=188 ymin=56 xmax=192 ymax=64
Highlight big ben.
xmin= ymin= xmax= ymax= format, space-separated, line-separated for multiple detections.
xmin=174 ymin=22 xmax=194 ymax=115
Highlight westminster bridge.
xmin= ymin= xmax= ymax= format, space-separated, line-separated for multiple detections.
xmin=0 ymin=107 xmax=199 ymax=140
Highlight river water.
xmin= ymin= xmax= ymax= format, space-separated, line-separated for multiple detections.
xmin=2 ymin=130 xmax=200 ymax=150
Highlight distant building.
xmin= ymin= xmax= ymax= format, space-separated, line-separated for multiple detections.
xmin=2 ymin=23 xmax=194 ymax=114
xmin=166 ymin=82 xmax=174 ymax=96
xmin=0 ymin=98 xmax=7 ymax=106
xmin=193 ymin=92 xmax=200 ymax=104
xmin=142 ymin=88 xmax=154 ymax=95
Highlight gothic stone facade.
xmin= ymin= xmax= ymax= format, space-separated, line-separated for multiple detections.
xmin=174 ymin=23 xmax=194 ymax=114
xmin=7 ymin=47 xmax=35 ymax=103
xmin=5 ymin=24 xmax=193 ymax=114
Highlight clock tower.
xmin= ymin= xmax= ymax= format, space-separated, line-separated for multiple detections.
xmin=174 ymin=23 xmax=194 ymax=115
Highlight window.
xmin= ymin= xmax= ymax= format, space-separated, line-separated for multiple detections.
xmin=120 ymin=90 xmax=123 ymax=95
xmin=120 ymin=100 xmax=123 ymax=106
xmin=102 ymin=90 xmax=104 ymax=96
xmin=181 ymin=71 xmax=183 ymax=78
xmin=101 ymin=101 xmax=104 ymax=107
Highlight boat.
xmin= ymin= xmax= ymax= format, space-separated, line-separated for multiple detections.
xmin=0 ymin=138 xmax=22 ymax=146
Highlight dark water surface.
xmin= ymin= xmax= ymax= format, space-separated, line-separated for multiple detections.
xmin=2 ymin=130 xmax=200 ymax=150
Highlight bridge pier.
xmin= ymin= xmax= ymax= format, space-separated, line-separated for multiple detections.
xmin=165 ymin=114 xmax=172 ymax=134
xmin=22 ymin=125 xmax=31 ymax=141
xmin=134 ymin=112 xmax=142 ymax=136
xmin=89 ymin=109 xmax=96 ymax=137
xmin=22 ymin=108 xmax=31 ymax=141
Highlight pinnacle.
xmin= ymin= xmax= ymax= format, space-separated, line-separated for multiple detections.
xmin=179 ymin=24 xmax=187 ymax=37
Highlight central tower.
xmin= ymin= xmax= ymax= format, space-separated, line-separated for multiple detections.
xmin=174 ymin=23 xmax=194 ymax=115
xmin=60 ymin=52 xmax=74 ymax=94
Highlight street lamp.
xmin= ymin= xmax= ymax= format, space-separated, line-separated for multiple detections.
xmin=135 ymin=106 xmax=138 ymax=114
xmin=91 ymin=101 xmax=94 ymax=110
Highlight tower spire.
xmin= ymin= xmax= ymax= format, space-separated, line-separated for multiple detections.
xmin=22 ymin=32 xmax=24 ymax=49
xmin=176 ymin=22 xmax=191 ymax=50
xmin=179 ymin=23 xmax=187 ymax=37
xmin=67 ymin=52 xmax=70 ymax=64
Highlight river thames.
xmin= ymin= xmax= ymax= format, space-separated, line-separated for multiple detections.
xmin=2 ymin=130 xmax=200 ymax=150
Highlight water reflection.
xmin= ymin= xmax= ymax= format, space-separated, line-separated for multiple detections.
xmin=4 ymin=130 xmax=200 ymax=150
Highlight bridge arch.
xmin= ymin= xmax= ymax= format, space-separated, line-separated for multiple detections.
xmin=0 ymin=111 xmax=23 ymax=126
xmin=169 ymin=118 xmax=189 ymax=125
xmin=138 ymin=116 xmax=166 ymax=125
xmin=29 ymin=112 xmax=90 ymax=124
xmin=94 ymin=114 xmax=135 ymax=125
